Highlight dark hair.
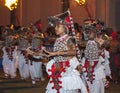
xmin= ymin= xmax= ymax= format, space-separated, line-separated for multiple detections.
xmin=74 ymin=23 xmax=80 ymax=32
xmin=63 ymin=26 xmax=69 ymax=34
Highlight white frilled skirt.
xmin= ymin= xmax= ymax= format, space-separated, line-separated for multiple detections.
xmin=46 ymin=57 xmax=87 ymax=93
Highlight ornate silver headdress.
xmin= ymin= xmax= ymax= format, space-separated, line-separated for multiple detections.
xmin=82 ymin=18 xmax=105 ymax=40
xmin=47 ymin=11 xmax=70 ymax=27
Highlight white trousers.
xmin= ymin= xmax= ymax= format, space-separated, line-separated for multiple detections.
xmin=29 ymin=61 xmax=43 ymax=80
xmin=18 ymin=55 xmax=30 ymax=79
xmin=88 ymin=80 xmax=105 ymax=93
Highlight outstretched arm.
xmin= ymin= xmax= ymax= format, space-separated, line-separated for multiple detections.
xmin=43 ymin=37 xmax=77 ymax=57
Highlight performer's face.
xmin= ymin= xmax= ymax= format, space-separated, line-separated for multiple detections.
xmin=76 ymin=32 xmax=81 ymax=42
xmin=55 ymin=24 xmax=65 ymax=36
xmin=97 ymin=38 xmax=105 ymax=46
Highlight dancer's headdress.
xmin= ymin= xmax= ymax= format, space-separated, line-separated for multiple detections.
xmin=83 ymin=18 xmax=105 ymax=40
xmin=47 ymin=11 xmax=71 ymax=27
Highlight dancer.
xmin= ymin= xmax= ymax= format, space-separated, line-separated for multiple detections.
xmin=28 ymin=37 xmax=45 ymax=85
xmin=17 ymin=36 xmax=30 ymax=80
xmin=43 ymin=14 xmax=87 ymax=93
xmin=2 ymin=36 xmax=17 ymax=78
xmin=82 ymin=19 xmax=110 ymax=93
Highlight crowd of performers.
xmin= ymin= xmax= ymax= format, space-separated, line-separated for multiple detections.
xmin=0 ymin=23 xmax=55 ymax=85
xmin=0 ymin=11 xmax=120 ymax=93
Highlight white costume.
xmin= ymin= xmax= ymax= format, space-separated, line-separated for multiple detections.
xmin=46 ymin=34 xmax=87 ymax=93
xmin=104 ymin=49 xmax=111 ymax=77
xmin=17 ymin=37 xmax=30 ymax=79
xmin=2 ymin=46 xmax=17 ymax=78
xmin=28 ymin=37 xmax=45 ymax=85
xmin=17 ymin=50 xmax=30 ymax=79
xmin=29 ymin=55 xmax=44 ymax=84
xmin=82 ymin=40 xmax=106 ymax=93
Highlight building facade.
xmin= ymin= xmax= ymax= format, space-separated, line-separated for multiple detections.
xmin=0 ymin=0 xmax=119 ymax=31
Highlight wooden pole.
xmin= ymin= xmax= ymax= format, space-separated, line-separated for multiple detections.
xmin=10 ymin=9 xmax=16 ymax=25
xmin=62 ymin=0 xmax=70 ymax=12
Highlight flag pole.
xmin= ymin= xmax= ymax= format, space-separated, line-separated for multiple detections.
xmin=67 ymin=9 xmax=82 ymax=64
